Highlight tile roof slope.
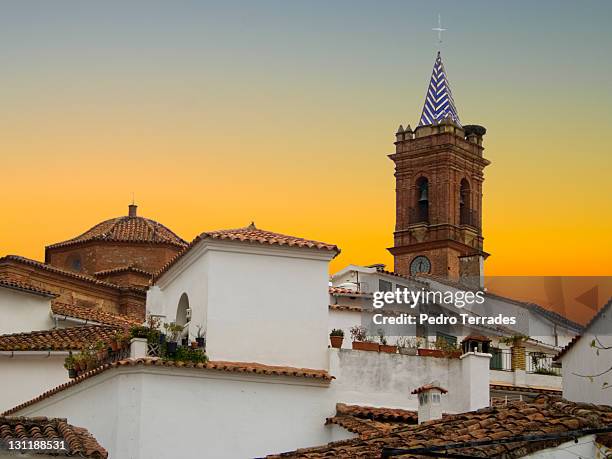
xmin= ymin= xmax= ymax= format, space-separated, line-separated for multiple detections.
xmin=554 ymin=297 xmax=612 ymax=361
xmin=0 ymin=415 xmax=107 ymax=458
xmin=51 ymin=302 xmax=141 ymax=327
xmin=93 ymin=265 xmax=153 ymax=277
xmin=153 ymin=223 xmax=340 ymax=283
xmin=0 ymin=273 xmax=56 ymax=298
xmin=418 ymin=273 xmax=584 ymax=332
xmin=327 ymin=404 xmax=418 ymax=439
xmin=46 ymin=214 xmax=188 ymax=250
xmin=0 ymin=325 xmax=119 ymax=351
xmin=267 ymin=397 xmax=612 ymax=458
xmin=0 ymin=255 xmax=146 ymax=293
xmin=2 ymin=358 xmax=333 ymax=416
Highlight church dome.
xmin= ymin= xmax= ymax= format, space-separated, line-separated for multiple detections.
xmin=46 ymin=205 xmax=187 ymax=250
xmin=44 ymin=205 xmax=188 ymax=278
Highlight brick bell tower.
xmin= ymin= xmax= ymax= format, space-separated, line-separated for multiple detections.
xmin=388 ymin=52 xmax=490 ymax=281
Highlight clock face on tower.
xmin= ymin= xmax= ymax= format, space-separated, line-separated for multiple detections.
xmin=410 ymin=256 xmax=431 ymax=275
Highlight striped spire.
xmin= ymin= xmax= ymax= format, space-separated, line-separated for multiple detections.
xmin=418 ymin=51 xmax=461 ymax=127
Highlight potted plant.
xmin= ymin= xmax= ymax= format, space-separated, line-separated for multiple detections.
xmin=397 ymin=337 xmax=421 ymax=356
xmin=350 ymin=325 xmax=378 ymax=351
xmin=377 ymin=330 xmax=397 ymax=354
xmin=190 ymin=340 xmax=198 ymax=349
xmin=73 ymin=353 xmax=83 ymax=373
xmin=94 ymin=340 xmax=107 ymax=361
xmin=329 ymin=329 xmax=344 ymax=348
xmin=195 ymin=325 xmax=206 ymax=348
xmin=418 ymin=340 xmax=444 ymax=358
xmin=164 ymin=322 xmax=184 ymax=355
xmin=64 ymin=352 xmax=77 ymax=378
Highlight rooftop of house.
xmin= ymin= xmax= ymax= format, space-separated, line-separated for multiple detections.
xmin=51 ymin=301 xmax=140 ymax=328
xmin=0 ymin=325 xmax=119 ymax=352
xmin=0 ymin=273 xmax=57 ymax=298
xmin=45 ymin=204 xmax=188 ymax=250
xmin=153 ymin=222 xmax=340 ymax=283
xmin=0 ymin=415 xmax=107 ymax=458
xmin=267 ymin=397 xmax=612 ymax=458
xmin=0 ymin=255 xmax=147 ymax=295
xmin=2 ymin=358 xmax=333 ymax=416
xmin=554 ymin=297 xmax=612 ymax=361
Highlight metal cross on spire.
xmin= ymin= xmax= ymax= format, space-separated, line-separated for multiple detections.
xmin=432 ymin=14 xmax=446 ymax=45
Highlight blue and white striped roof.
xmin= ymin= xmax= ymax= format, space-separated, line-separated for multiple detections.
xmin=418 ymin=51 xmax=461 ymax=127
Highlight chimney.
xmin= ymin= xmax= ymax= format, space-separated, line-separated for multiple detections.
xmin=459 ymin=336 xmax=492 ymax=411
xmin=128 ymin=204 xmax=138 ymax=217
xmin=411 ymin=382 xmax=447 ymax=424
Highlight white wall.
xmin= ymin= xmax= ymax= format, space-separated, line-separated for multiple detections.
xmin=149 ymin=241 xmax=333 ymax=370
xmin=328 ymin=349 xmax=488 ymax=414
xmin=524 ymin=435 xmax=599 ymax=458
xmin=0 ymin=354 xmax=69 ymax=412
xmin=11 ymin=366 xmax=337 ymax=459
xmin=562 ymin=330 xmax=612 ymax=405
xmin=0 ymin=289 xmax=53 ymax=335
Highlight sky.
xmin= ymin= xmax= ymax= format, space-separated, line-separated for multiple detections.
xmin=1 ymin=0 xmax=611 ymax=276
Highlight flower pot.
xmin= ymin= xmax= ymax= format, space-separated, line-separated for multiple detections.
xmin=330 ymin=335 xmax=343 ymax=348
xmin=352 ymin=341 xmax=379 ymax=352
xmin=196 ymin=337 xmax=205 ymax=348
xmin=166 ymin=342 xmax=178 ymax=355
xmin=74 ymin=362 xmax=82 ymax=372
xmin=191 ymin=341 xmax=198 ymax=349
xmin=158 ymin=333 xmax=166 ymax=345
xmin=68 ymin=368 xmax=77 ymax=379
xmin=110 ymin=340 xmax=119 ymax=352
xmin=418 ymin=348 xmax=444 ymax=358
xmin=379 ymin=344 xmax=397 ymax=354
xmin=398 ymin=347 xmax=418 ymax=356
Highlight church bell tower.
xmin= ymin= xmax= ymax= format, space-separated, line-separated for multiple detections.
xmin=388 ymin=52 xmax=490 ymax=281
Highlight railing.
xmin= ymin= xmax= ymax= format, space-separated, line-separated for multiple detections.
xmin=489 ymin=348 xmax=512 ymax=371
xmin=408 ymin=207 xmax=429 ymax=225
xmin=460 ymin=208 xmax=480 ymax=229
xmin=527 ymin=352 xmax=561 ymax=376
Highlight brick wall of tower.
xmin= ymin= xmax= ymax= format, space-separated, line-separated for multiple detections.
xmin=389 ymin=122 xmax=490 ymax=279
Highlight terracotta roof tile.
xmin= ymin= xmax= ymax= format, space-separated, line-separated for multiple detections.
xmin=328 ymin=287 xmax=371 ymax=297
xmin=154 ymin=223 xmax=339 ymax=283
xmin=0 ymin=273 xmax=56 ymax=298
xmin=93 ymin=266 xmax=153 ymax=278
xmin=2 ymin=358 xmax=333 ymax=416
xmin=489 ymin=383 xmax=562 ymax=396
xmin=267 ymin=397 xmax=612 ymax=458
xmin=411 ymin=384 xmax=448 ymax=394
xmin=0 ymin=415 xmax=107 ymax=458
xmin=51 ymin=302 xmax=140 ymax=328
xmin=335 ymin=403 xmax=418 ymax=424
xmin=554 ymin=298 xmax=612 ymax=361
xmin=0 ymin=255 xmax=146 ymax=295
xmin=46 ymin=213 xmax=187 ymax=250
xmin=0 ymin=325 xmax=119 ymax=352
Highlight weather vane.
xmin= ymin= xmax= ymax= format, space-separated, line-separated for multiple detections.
xmin=432 ymin=14 xmax=447 ymax=45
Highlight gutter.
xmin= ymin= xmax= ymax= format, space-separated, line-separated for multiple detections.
xmin=50 ymin=312 xmax=104 ymax=327
xmin=0 ymin=351 xmax=72 ymax=358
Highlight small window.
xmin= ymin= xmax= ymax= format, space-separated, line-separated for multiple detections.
xmin=436 ymin=332 xmax=457 ymax=347
xmin=432 ymin=393 xmax=441 ymax=404
xmin=379 ymin=280 xmax=392 ymax=292
xmin=67 ymin=255 xmax=82 ymax=272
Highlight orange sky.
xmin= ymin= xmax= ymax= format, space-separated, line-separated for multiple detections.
xmin=0 ymin=2 xmax=610 ymax=278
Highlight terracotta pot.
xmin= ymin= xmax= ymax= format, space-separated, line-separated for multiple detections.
xmin=191 ymin=341 xmax=198 ymax=349
xmin=379 ymin=345 xmax=397 ymax=354
xmin=110 ymin=340 xmax=119 ymax=352
xmin=352 ymin=341 xmax=379 ymax=352
xmin=329 ymin=335 xmax=343 ymax=348
xmin=418 ymin=348 xmax=444 ymax=358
